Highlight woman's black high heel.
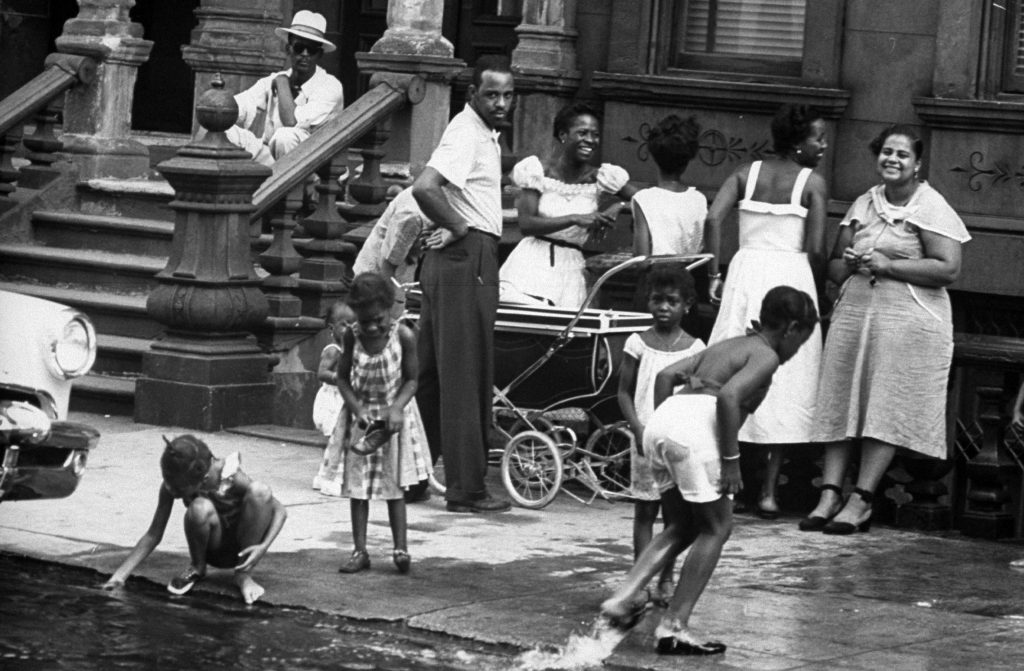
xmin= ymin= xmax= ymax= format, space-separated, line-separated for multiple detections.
xmin=822 ymin=487 xmax=873 ymax=535
xmin=797 ymin=483 xmax=843 ymax=531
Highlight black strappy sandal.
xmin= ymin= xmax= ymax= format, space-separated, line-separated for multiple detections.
xmin=797 ymin=483 xmax=844 ymax=531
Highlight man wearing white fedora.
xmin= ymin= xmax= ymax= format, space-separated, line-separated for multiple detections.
xmin=225 ymin=10 xmax=344 ymax=166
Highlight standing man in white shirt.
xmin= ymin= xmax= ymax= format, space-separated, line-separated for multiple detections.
xmin=411 ymin=55 xmax=515 ymax=513
xmin=225 ymin=10 xmax=344 ymax=166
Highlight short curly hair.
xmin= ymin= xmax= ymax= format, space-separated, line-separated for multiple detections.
xmin=868 ymin=124 xmax=924 ymax=161
xmin=647 ymin=114 xmax=701 ymax=174
xmin=770 ymin=104 xmax=823 ymax=155
xmin=643 ymin=264 xmax=698 ymax=306
xmin=553 ymin=102 xmax=601 ymax=140
xmin=347 ymin=272 xmax=396 ymax=312
xmin=160 ymin=434 xmax=213 ymax=491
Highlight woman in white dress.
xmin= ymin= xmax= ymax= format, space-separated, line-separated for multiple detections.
xmin=704 ymin=104 xmax=829 ymax=518
xmin=499 ymin=102 xmax=634 ymax=308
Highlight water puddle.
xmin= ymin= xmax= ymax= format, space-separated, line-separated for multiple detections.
xmin=513 ymin=618 xmax=627 ymax=670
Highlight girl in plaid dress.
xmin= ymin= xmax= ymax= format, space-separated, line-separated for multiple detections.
xmin=332 ymin=273 xmax=430 ymax=574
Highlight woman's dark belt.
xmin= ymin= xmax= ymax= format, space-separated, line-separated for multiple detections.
xmin=534 ymin=235 xmax=584 ymax=266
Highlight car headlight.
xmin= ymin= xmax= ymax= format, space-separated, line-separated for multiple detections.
xmin=50 ymin=315 xmax=97 ymax=379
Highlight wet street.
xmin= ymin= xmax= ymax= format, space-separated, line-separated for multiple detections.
xmin=6 ymin=413 xmax=1024 ymax=670
xmin=0 ymin=553 xmax=518 ymax=670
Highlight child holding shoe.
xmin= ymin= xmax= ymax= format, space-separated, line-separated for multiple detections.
xmin=332 ymin=272 xmax=431 ymax=574
xmin=617 ymin=264 xmax=705 ymax=605
xmin=602 ymin=286 xmax=817 ymax=656
xmin=102 ymin=434 xmax=287 ymax=605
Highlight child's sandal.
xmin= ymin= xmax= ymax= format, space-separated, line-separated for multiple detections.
xmin=393 ymin=549 xmax=411 ymax=574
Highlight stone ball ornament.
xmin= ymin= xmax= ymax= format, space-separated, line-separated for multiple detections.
xmin=194 ymin=73 xmax=239 ymax=134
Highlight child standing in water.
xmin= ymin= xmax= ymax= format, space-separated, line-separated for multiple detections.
xmin=617 ymin=265 xmax=705 ymax=605
xmin=602 ymin=286 xmax=817 ymax=655
xmin=102 ymin=434 xmax=288 ymax=604
xmin=313 ymin=300 xmax=356 ymax=496
xmin=333 ymin=272 xmax=431 ymax=574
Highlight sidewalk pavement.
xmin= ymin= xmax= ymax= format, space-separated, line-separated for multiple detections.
xmin=4 ymin=412 xmax=1024 ymax=670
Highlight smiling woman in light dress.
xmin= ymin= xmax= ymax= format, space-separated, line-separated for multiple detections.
xmin=499 ymin=102 xmax=635 ymax=308
xmin=799 ymin=125 xmax=969 ymax=536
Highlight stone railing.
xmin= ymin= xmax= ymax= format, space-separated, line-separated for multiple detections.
xmin=0 ymin=54 xmax=96 ymax=215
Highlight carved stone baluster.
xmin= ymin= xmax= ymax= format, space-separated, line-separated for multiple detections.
xmin=0 ymin=128 xmax=21 ymax=209
xmin=258 ymin=195 xmax=304 ymax=320
xmin=345 ymin=121 xmax=392 ymax=219
xmin=295 ymin=154 xmax=357 ymax=319
xmin=960 ymin=384 xmax=1017 ymax=538
xmin=19 ymin=103 xmax=63 ymax=189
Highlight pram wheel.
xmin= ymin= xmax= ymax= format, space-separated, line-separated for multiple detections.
xmin=583 ymin=421 xmax=634 ymax=497
xmin=501 ymin=430 xmax=563 ymax=509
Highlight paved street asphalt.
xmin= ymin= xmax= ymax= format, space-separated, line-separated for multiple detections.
xmin=3 ymin=412 xmax=1024 ymax=670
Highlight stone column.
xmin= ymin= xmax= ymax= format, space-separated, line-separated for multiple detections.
xmin=358 ymin=0 xmax=463 ymax=176
xmin=55 ymin=0 xmax=153 ymax=180
xmin=134 ymin=78 xmax=274 ymax=431
xmin=181 ymin=0 xmax=290 ymax=135
xmin=511 ymin=0 xmax=582 ymax=160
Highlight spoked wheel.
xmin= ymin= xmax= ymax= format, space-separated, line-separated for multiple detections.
xmin=584 ymin=421 xmax=634 ymax=497
xmin=501 ymin=430 xmax=563 ymax=509
xmin=427 ymin=457 xmax=446 ymax=496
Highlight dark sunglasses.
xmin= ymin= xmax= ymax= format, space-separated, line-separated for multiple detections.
xmin=290 ymin=41 xmax=323 ymax=56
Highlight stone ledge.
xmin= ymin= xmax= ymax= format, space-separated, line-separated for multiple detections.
xmin=592 ymin=72 xmax=850 ymax=118
xmin=913 ymin=96 xmax=1024 ymax=134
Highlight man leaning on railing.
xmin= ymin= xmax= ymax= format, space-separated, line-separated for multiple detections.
xmin=224 ymin=10 xmax=343 ymax=167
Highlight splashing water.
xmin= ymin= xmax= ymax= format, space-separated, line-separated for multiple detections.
xmin=513 ymin=618 xmax=627 ymax=671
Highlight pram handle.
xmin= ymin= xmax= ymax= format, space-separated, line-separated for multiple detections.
xmin=568 ymin=253 xmax=714 ymax=333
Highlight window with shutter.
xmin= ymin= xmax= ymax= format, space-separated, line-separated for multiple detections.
xmin=1002 ymin=0 xmax=1024 ymax=93
xmin=672 ymin=0 xmax=806 ymax=77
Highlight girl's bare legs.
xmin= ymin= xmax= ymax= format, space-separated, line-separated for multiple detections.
xmin=758 ymin=447 xmax=784 ymax=514
xmin=661 ymin=495 xmax=732 ymax=631
xmin=182 ymin=497 xmax=224 ymax=578
xmin=602 ymin=489 xmax=695 ymax=620
xmin=388 ymin=498 xmax=411 ymax=572
xmin=634 ymin=500 xmax=676 ymax=602
xmin=387 ymin=498 xmax=407 ymax=552
xmin=350 ymin=499 xmax=369 ymax=553
xmin=829 ymin=438 xmax=895 ymax=526
xmin=806 ymin=440 xmax=854 ymax=519
xmin=232 ymin=483 xmax=276 ymax=603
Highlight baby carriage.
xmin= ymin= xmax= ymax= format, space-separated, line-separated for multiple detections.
xmin=419 ymin=253 xmax=713 ymax=509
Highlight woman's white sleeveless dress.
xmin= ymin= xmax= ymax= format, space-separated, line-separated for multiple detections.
xmin=707 ymin=161 xmax=822 ymax=444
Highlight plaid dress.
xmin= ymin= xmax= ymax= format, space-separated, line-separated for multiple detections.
xmin=324 ymin=323 xmax=431 ymax=500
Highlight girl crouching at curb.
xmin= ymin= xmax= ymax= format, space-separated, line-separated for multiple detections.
xmin=600 ymin=286 xmax=818 ymax=655
xmin=102 ymin=434 xmax=287 ymax=605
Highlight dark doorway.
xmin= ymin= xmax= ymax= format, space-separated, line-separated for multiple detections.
xmin=130 ymin=0 xmax=199 ymax=133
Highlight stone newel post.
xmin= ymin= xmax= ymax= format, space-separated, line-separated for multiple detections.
xmin=358 ymin=0 xmax=462 ymax=175
xmin=55 ymin=0 xmax=153 ymax=180
xmin=134 ymin=77 xmax=274 ymax=431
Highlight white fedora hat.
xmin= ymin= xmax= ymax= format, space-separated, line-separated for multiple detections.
xmin=275 ymin=10 xmax=336 ymax=53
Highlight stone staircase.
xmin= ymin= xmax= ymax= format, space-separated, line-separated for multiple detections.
xmin=0 ymin=179 xmax=177 ymax=416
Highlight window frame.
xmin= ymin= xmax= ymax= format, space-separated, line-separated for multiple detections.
xmin=667 ymin=0 xmax=806 ymax=79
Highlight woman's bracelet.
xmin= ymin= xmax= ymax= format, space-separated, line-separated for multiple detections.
xmin=711 ymin=272 xmax=722 ymax=280
xmin=721 ymin=453 xmax=740 ymax=461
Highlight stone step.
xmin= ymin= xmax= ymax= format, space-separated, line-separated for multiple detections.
xmin=70 ymin=372 xmax=136 ymax=417
xmin=77 ymin=177 xmax=176 ymax=222
xmin=32 ymin=210 xmax=175 ymax=257
xmin=0 ymin=244 xmax=163 ymax=294
xmin=95 ymin=333 xmax=151 ymax=377
xmin=0 ymin=281 xmax=162 ymax=341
